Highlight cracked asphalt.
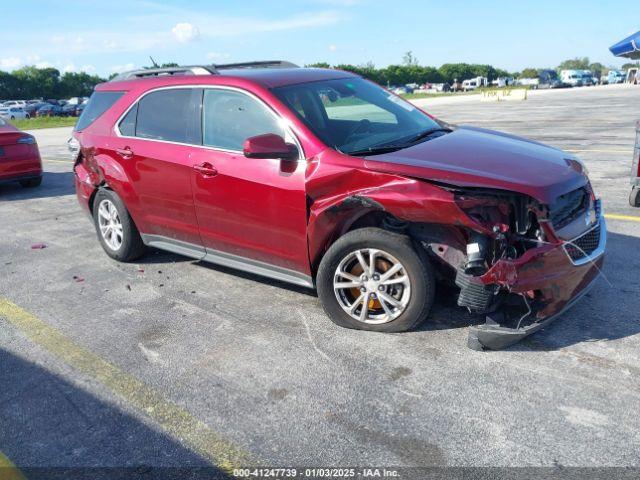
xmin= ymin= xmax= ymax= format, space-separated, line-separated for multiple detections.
xmin=1 ymin=83 xmax=639 ymax=472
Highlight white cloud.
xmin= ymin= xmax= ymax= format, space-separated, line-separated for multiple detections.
xmin=329 ymin=44 xmax=337 ymax=52
xmin=35 ymin=60 xmax=54 ymax=69
xmin=1 ymin=57 xmax=22 ymax=69
xmin=102 ymin=40 xmax=119 ymax=50
xmin=109 ymin=63 xmax=136 ymax=73
xmin=171 ymin=22 xmax=200 ymax=43
xmin=206 ymin=52 xmax=230 ymax=61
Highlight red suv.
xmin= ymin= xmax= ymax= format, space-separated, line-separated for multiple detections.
xmin=72 ymin=61 xmax=606 ymax=350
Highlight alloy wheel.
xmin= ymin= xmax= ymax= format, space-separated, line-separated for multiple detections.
xmin=333 ymin=248 xmax=411 ymax=324
xmin=97 ymin=199 xmax=123 ymax=251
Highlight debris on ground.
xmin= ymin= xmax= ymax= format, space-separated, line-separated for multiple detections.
xmin=31 ymin=243 xmax=47 ymax=250
xmin=72 ymin=275 xmax=85 ymax=283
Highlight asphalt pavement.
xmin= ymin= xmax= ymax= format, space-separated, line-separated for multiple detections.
xmin=1 ymin=84 xmax=640 ymax=474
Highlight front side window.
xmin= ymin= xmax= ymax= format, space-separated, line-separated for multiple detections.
xmin=134 ymin=89 xmax=201 ymax=144
xmin=273 ymin=77 xmax=441 ymax=155
xmin=202 ymin=89 xmax=285 ymax=151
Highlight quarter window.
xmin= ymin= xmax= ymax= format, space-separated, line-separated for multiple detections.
xmin=202 ymin=89 xmax=285 ymax=151
xmin=118 ymin=103 xmax=137 ymax=137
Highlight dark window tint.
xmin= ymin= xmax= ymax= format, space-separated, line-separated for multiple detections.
xmin=118 ymin=103 xmax=137 ymax=137
xmin=75 ymin=91 xmax=124 ymax=131
xmin=136 ymin=89 xmax=201 ymax=144
xmin=202 ymin=89 xmax=284 ymax=151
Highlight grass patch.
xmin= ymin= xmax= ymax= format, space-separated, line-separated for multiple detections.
xmin=10 ymin=116 xmax=77 ymax=130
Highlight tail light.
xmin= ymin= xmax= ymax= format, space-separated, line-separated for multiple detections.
xmin=17 ymin=135 xmax=36 ymax=144
xmin=67 ymin=137 xmax=81 ymax=163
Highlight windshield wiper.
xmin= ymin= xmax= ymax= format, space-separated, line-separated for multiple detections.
xmin=346 ymin=145 xmax=407 ymax=156
xmin=401 ymin=127 xmax=452 ymax=145
xmin=346 ymin=127 xmax=453 ymax=157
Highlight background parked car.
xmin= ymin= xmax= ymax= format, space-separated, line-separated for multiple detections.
xmin=2 ymin=100 xmax=27 ymax=108
xmin=0 ymin=106 xmax=29 ymax=120
xmin=61 ymin=103 xmax=80 ymax=116
xmin=0 ymin=117 xmax=42 ymax=188
xmin=36 ymin=103 xmax=63 ymax=117
xmin=23 ymin=102 xmax=48 ymax=117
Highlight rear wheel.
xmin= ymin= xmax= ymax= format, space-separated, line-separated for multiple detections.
xmin=19 ymin=176 xmax=42 ymax=188
xmin=316 ymin=228 xmax=434 ymax=332
xmin=93 ymin=189 xmax=146 ymax=262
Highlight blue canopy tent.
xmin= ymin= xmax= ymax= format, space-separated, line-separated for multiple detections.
xmin=610 ymin=30 xmax=640 ymax=59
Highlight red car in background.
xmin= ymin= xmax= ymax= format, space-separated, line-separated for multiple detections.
xmin=71 ymin=62 xmax=605 ymax=350
xmin=0 ymin=118 xmax=42 ymax=188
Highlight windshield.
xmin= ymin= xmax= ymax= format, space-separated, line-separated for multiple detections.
xmin=272 ymin=77 xmax=441 ymax=155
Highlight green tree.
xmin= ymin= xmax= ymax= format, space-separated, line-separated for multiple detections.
xmin=306 ymin=62 xmax=330 ymax=68
xmin=519 ymin=68 xmax=539 ymax=78
xmin=402 ymin=51 xmax=418 ymax=66
xmin=59 ymin=72 xmax=106 ymax=97
xmin=558 ymin=57 xmax=590 ymax=70
xmin=621 ymin=62 xmax=639 ymax=70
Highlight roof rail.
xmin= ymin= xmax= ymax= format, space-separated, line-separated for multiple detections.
xmin=109 ymin=60 xmax=299 ymax=82
xmin=214 ymin=60 xmax=299 ymax=70
xmin=110 ymin=66 xmax=216 ymax=82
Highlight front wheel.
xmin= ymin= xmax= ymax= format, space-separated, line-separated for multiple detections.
xmin=316 ymin=228 xmax=434 ymax=332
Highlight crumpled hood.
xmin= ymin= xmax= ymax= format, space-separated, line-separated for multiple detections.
xmin=363 ymin=126 xmax=588 ymax=204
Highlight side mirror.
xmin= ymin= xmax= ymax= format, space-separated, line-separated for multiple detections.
xmin=243 ymin=133 xmax=298 ymax=160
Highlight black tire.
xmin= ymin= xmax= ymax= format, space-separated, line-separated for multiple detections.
xmin=92 ymin=189 xmax=146 ymax=262
xmin=19 ymin=176 xmax=42 ymax=188
xmin=316 ymin=227 xmax=434 ymax=333
xmin=630 ymin=187 xmax=640 ymax=208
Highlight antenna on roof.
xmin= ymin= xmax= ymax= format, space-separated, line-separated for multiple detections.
xmin=149 ymin=56 xmax=159 ymax=68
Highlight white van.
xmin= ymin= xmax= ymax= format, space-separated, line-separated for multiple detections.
xmin=462 ymin=76 xmax=488 ymax=91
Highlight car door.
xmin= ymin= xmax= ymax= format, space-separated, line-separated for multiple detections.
xmin=113 ymin=87 xmax=203 ymax=247
xmin=190 ymin=87 xmax=310 ymax=278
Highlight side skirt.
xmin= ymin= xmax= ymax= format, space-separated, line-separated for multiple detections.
xmin=141 ymin=234 xmax=315 ymax=289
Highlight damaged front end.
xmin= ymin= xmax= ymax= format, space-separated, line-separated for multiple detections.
xmin=439 ymin=185 xmax=606 ymax=350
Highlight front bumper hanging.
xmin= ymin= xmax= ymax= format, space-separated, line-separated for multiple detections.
xmin=466 ymin=215 xmax=607 ymax=351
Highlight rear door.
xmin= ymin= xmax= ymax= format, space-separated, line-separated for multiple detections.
xmin=112 ymin=88 xmax=203 ymax=247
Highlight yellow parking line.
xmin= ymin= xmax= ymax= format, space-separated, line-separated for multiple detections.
xmin=0 ymin=299 xmax=251 ymax=473
xmin=604 ymin=213 xmax=640 ymax=222
xmin=565 ymin=148 xmax=631 ymax=154
xmin=0 ymin=451 xmax=26 ymax=480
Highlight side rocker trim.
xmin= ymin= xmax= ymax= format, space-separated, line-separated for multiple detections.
xmin=141 ymin=234 xmax=315 ymax=289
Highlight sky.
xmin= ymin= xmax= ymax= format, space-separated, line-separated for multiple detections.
xmin=1 ymin=0 xmax=638 ymax=77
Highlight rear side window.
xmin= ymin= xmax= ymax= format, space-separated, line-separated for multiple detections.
xmin=75 ymin=91 xmax=124 ymax=131
xmin=134 ymin=89 xmax=201 ymax=144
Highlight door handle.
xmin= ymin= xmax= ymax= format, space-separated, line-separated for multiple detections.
xmin=193 ymin=162 xmax=218 ymax=177
xmin=116 ymin=147 xmax=133 ymax=159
